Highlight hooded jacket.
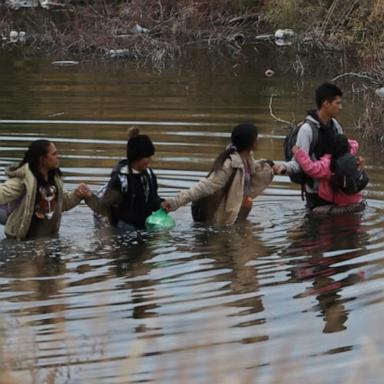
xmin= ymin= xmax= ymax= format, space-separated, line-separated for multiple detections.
xmin=168 ymin=152 xmax=274 ymax=225
xmin=285 ymin=112 xmax=343 ymax=193
xmin=294 ymin=139 xmax=363 ymax=206
xmin=84 ymin=160 xmax=163 ymax=228
xmin=0 ymin=164 xmax=81 ymax=239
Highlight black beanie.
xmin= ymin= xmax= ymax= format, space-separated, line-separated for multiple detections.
xmin=126 ymin=131 xmax=155 ymax=163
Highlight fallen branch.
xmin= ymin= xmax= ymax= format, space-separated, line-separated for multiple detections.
xmin=269 ymin=95 xmax=291 ymax=126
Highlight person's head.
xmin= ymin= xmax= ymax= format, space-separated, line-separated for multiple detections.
xmin=19 ymin=139 xmax=60 ymax=184
xmin=126 ymin=127 xmax=155 ymax=172
xmin=231 ymin=123 xmax=259 ymax=153
xmin=212 ymin=123 xmax=258 ymax=172
xmin=329 ymin=134 xmax=350 ymax=158
xmin=315 ymin=82 xmax=343 ymax=117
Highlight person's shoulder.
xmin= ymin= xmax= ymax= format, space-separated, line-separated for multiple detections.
xmin=111 ymin=159 xmax=128 ymax=175
xmin=331 ymin=118 xmax=343 ymax=132
xmin=297 ymin=120 xmax=317 ymax=140
xmin=302 ymin=115 xmax=320 ymax=129
xmin=228 ymin=152 xmax=243 ymax=169
xmin=145 ymin=168 xmax=157 ymax=179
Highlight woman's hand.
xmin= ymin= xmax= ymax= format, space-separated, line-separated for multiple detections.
xmin=292 ymin=145 xmax=300 ymax=155
xmin=75 ymin=183 xmax=92 ymax=199
xmin=273 ymin=163 xmax=287 ymax=175
xmin=161 ymin=200 xmax=172 ymax=212
xmin=356 ymin=156 xmax=365 ymax=170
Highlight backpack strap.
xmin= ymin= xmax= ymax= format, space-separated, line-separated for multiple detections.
xmin=115 ymin=161 xmax=130 ymax=193
xmin=304 ymin=118 xmax=319 ymax=158
xmin=146 ymin=168 xmax=156 ymax=190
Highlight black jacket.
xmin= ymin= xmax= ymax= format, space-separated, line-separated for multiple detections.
xmin=87 ymin=160 xmax=162 ymax=228
xmin=307 ymin=110 xmax=339 ymax=159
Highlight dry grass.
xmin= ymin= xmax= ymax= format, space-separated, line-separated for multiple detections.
xmin=0 ymin=0 xmax=264 ymax=65
xmin=357 ymin=93 xmax=384 ymax=144
xmin=1 ymin=315 xmax=383 ymax=384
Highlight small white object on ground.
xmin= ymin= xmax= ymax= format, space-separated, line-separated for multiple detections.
xmin=375 ymin=87 xmax=384 ymax=98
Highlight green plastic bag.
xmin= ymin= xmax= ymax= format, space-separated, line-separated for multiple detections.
xmin=145 ymin=208 xmax=176 ymax=231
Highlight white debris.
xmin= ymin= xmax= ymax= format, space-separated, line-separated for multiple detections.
xmin=375 ymin=87 xmax=384 ymax=98
xmin=5 ymin=0 xmax=65 ymax=9
xmin=39 ymin=0 xmax=66 ymax=9
xmin=255 ymin=34 xmax=274 ymax=41
xmin=6 ymin=0 xmax=39 ymax=9
xmin=274 ymin=29 xmax=295 ymax=40
xmin=131 ymin=24 xmax=150 ymax=34
xmin=18 ymin=31 xmax=26 ymax=44
xmin=51 ymin=60 xmax=79 ymax=66
xmin=275 ymin=38 xmax=293 ymax=47
xmin=106 ymin=49 xmax=130 ymax=59
xmin=9 ymin=31 xmax=19 ymax=43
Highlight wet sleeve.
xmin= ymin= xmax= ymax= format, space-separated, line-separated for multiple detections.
xmin=0 ymin=178 xmax=25 ymax=204
xmin=168 ymin=160 xmax=232 ymax=211
xmin=84 ymin=184 xmax=120 ymax=218
xmin=62 ymin=190 xmax=82 ymax=212
xmin=250 ymin=160 xmax=274 ymax=198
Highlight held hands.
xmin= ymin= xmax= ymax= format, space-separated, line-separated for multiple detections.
xmin=75 ymin=183 xmax=92 ymax=199
xmin=272 ymin=145 xmax=300 ymax=175
xmin=273 ymin=163 xmax=287 ymax=175
xmin=356 ymin=156 xmax=365 ymax=170
xmin=291 ymin=145 xmax=300 ymax=155
xmin=161 ymin=200 xmax=172 ymax=213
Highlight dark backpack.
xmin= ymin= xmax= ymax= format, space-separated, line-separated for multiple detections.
xmin=191 ymin=168 xmax=237 ymax=223
xmin=93 ymin=164 xmax=155 ymax=225
xmin=283 ymin=119 xmax=319 ymax=185
xmin=333 ymin=153 xmax=369 ymax=195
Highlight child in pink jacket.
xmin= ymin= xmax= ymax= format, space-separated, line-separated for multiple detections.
xmin=292 ymin=134 xmax=364 ymax=211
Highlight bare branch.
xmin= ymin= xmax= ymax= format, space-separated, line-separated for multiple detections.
xmin=331 ymin=72 xmax=377 ymax=82
xmin=269 ymin=95 xmax=291 ymax=126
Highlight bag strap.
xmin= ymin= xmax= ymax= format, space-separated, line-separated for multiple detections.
xmin=303 ymin=118 xmax=319 ymax=158
xmin=299 ymin=119 xmax=319 ymax=200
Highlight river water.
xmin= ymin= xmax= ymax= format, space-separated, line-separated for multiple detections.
xmin=0 ymin=48 xmax=383 ymax=384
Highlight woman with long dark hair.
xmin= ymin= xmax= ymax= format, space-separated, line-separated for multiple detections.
xmin=163 ymin=123 xmax=274 ymax=225
xmin=0 ymin=139 xmax=83 ymax=239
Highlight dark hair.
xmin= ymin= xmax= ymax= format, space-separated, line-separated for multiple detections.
xmin=315 ymin=83 xmax=343 ymax=109
xmin=126 ymin=127 xmax=155 ymax=163
xmin=18 ymin=139 xmax=61 ymax=186
xmin=329 ymin=134 xmax=350 ymax=173
xmin=212 ymin=123 xmax=258 ymax=172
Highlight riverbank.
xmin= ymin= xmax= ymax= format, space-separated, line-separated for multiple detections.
xmin=1 ymin=0 xmax=383 ymax=141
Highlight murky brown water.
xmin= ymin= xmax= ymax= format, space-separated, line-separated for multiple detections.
xmin=0 ymin=48 xmax=383 ymax=383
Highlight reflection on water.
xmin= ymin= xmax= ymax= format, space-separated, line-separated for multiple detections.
xmin=0 ymin=49 xmax=384 ymax=383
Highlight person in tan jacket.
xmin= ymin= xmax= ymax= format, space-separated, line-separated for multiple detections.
xmin=162 ymin=123 xmax=274 ymax=225
xmin=0 ymin=139 xmax=84 ymax=240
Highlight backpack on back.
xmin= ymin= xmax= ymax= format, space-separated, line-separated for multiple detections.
xmin=333 ymin=153 xmax=369 ymax=195
xmin=283 ymin=119 xmax=319 ymax=185
xmin=93 ymin=165 xmax=156 ymax=226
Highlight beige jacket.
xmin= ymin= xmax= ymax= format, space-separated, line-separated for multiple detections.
xmin=168 ymin=152 xmax=273 ymax=225
xmin=0 ymin=164 xmax=81 ymax=240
